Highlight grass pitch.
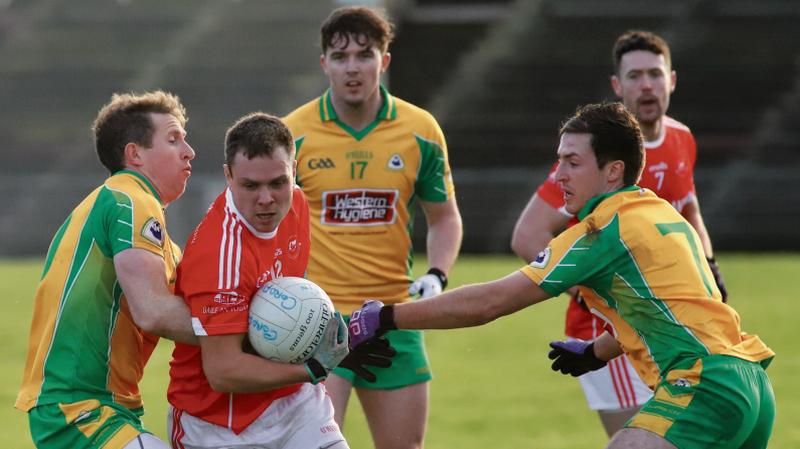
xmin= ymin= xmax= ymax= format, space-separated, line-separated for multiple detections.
xmin=3 ymin=254 xmax=798 ymax=448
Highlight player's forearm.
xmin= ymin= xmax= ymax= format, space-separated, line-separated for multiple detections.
xmin=682 ymin=199 xmax=714 ymax=258
xmin=394 ymin=272 xmax=546 ymax=330
xmin=425 ymin=211 xmax=462 ymax=274
xmin=203 ymin=350 xmax=310 ymax=393
xmin=147 ymin=297 xmax=199 ymax=345
xmin=592 ymin=331 xmax=624 ymax=361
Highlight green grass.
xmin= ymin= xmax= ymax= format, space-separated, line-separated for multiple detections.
xmin=3 ymin=254 xmax=799 ymax=448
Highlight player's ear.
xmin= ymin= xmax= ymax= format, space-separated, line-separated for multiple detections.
xmin=381 ymin=52 xmax=391 ymax=72
xmin=223 ymin=164 xmax=233 ymax=185
xmin=610 ymin=75 xmax=622 ymax=97
xmin=670 ymin=70 xmax=677 ymax=93
xmin=123 ymin=142 xmax=143 ymax=168
xmin=291 ymin=159 xmax=297 ymax=181
xmin=320 ymin=54 xmax=328 ymax=75
xmin=606 ymin=160 xmax=625 ymax=184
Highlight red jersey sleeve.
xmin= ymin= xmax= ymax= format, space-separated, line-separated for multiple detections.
xmin=535 ymin=162 xmax=565 ymax=210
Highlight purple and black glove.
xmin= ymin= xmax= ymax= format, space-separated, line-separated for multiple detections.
xmin=706 ymin=257 xmax=728 ymax=303
xmin=548 ymin=340 xmax=607 ymax=377
xmin=348 ymin=300 xmax=397 ymax=349
xmin=338 ymin=335 xmax=396 ymax=382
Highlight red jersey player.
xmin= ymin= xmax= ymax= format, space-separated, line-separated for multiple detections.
xmin=511 ymin=31 xmax=727 ymax=437
xmin=167 ymin=113 xmax=392 ymax=449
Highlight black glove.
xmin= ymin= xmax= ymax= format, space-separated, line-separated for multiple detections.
xmin=338 ymin=336 xmax=396 ymax=382
xmin=706 ymin=257 xmax=728 ymax=303
xmin=548 ymin=340 xmax=607 ymax=377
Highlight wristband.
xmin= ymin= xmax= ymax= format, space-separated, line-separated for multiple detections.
xmin=427 ymin=267 xmax=448 ymax=290
xmin=305 ymin=358 xmax=328 ymax=384
xmin=379 ymin=305 xmax=398 ymax=331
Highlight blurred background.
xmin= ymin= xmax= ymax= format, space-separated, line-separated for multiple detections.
xmin=1 ymin=0 xmax=799 ymax=256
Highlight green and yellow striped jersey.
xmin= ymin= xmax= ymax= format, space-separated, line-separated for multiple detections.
xmin=16 ymin=170 xmax=181 ymax=411
xmin=521 ymin=187 xmax=773 ymax=388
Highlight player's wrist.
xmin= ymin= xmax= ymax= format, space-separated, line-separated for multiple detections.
xmin=379 ymin=304 xmax=398 ymax=331
xmin=305 ymin=358 xmax=328 ymax=384
xmin=426 ymin=267 xmax=448 ymax=290
xmin=585 ymin=342 xmax=607 ymax=368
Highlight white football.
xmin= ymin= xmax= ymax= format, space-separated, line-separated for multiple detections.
xmin=248 ymin=277 xmax=334 ymax=364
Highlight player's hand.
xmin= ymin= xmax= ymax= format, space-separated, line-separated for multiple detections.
xmin=338 ymin=336 xmax=396 ymax=382
xmin=706 ymin=257 xmax=728 ymax=303
xmin=547 ymin=340 xmax=607 ymax=377
xmin=408 ymin=268 xmax=448 ymax=299
xmin=305 ymin=312 xmax=349 ymax=384
xmin=348 ymin=300 xmax=396 ymax=349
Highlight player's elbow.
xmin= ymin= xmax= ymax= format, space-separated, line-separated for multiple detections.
xmin=477 ymin=299 xmax=507 ymax=325
xmin=131 ymin=310 xmax=163 ymax=336
xmin=203 ymin=363 xmax=239 ymax=393
xmin=510 ymin=231 xmax=528 ymax=260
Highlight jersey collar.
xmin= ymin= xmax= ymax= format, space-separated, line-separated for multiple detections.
xmin=114 ymin=169 xmax=163 ymax=206
xmin=319 ymin=85 xmax=397 ymax=140
xmin=576 ymin=185 xmax=641 ymax=221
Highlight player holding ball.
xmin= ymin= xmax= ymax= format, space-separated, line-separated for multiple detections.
xmin=167 ymin=113 xmax=393 ymax=449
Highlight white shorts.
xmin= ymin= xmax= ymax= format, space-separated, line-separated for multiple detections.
xmin=577 ymin=352 xmax=653 ymax=411
xmin=167 ymin=383 xmax=347 ymax=449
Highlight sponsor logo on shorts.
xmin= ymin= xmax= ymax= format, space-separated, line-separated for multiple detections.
xmin=308 ymin=158 xmax=336 ymax=169
xmin=321 ymin=189 xmax=398 ymax=226
xmin=320 ymin=424 xmax=339 ymax=434
xmin=530 ymin=247 xmax=551 ymax=268
xmin=141 ymin=217 xmax=163 ymax=247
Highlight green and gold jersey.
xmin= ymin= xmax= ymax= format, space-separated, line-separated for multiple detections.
xmin=16 ymin=170 xmax=181 ymax=411
xmin=284 ymin=87 xmax=455 ymax=314
xmin=520 ymin=187 xmax=773 ymax=388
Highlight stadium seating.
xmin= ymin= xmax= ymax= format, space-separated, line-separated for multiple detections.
xmin=0 ymin=0 xmax=797 ymax=254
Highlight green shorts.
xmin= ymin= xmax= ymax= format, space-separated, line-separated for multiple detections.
xmin=335 ymin=318 xmax=432 ymax=389
xmin=28 ymin=399 xmax=147 ymax=449
xmin=626 ymin=355 xmax=775 ymax=449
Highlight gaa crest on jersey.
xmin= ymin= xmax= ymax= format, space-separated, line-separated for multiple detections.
xmin=529 ymin=247 xmax=551 ymax=269
xmin=387 ymin=153 xmax=404 ymax=170
xmin=141 ymin=217 xmax=163 ymax=247
xmin=321 ymin=189 xmax=398 ymax=226
xmin=287 ymin=236 xmax=300 ymax=259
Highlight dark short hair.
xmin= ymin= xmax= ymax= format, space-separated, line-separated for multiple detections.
xmin=320 ymin=6 xmax=394 ymax=53
xmin=560 ymin=102 xmax=644 ymax=186
xmin=224 ymin=112 xmax=295 ymax=166
xmin=612 ymin=30 xmax=672 ymax=74
xmin=93 ymin=91 xmax=187 ymax=174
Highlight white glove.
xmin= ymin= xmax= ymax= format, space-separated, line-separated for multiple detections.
xmin=409 ymin=273 xmax=444 ymax=298
xmin=306 ymin=312 xmax=349 ymax=383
